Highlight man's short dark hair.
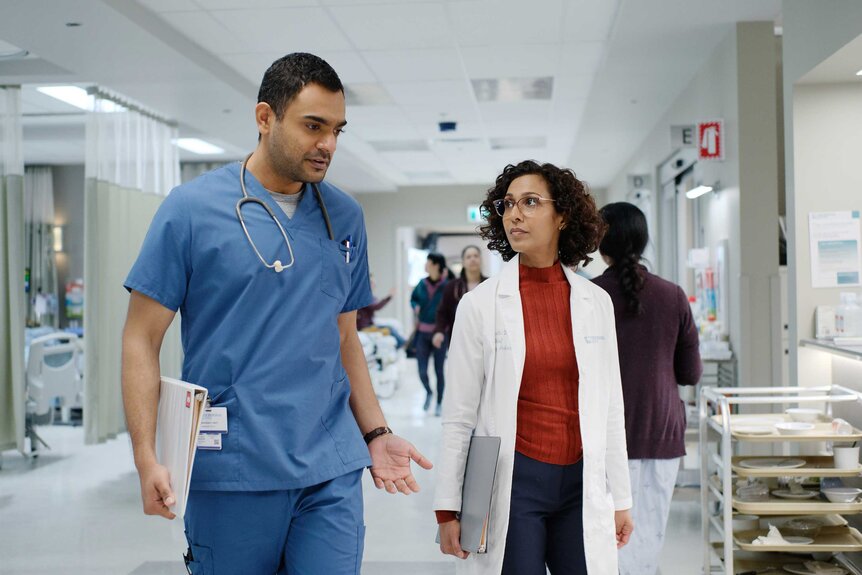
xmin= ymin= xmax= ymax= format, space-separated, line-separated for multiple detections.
xmin=258 ymin=53 xmax=343 ymax=119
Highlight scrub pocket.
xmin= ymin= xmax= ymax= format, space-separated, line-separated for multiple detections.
xmin=192 ymin=385 xmax=241 ymax=484
xmin=320 ymin=237 xmax=351 ymax=301
xmin=184 ymin=541 xmax=213 ymax=575
xmin=321 ymin=377 xmax=368 ymax=465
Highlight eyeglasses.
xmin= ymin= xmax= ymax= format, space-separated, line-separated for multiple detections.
xmin=492 ymin=195 xmax=555 ymax=217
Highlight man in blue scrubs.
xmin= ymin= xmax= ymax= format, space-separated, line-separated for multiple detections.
xmin=121 ymin=53 xmax=432 ymax=574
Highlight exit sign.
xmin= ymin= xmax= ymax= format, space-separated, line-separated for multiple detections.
xmin=467 ymin=205 xmax=486 ymax=223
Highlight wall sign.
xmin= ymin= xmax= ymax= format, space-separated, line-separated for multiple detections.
xmin=809 ymin=211 xmax=861 ymax=288
xmin=698 ymin=119 xmax=724 ymax=161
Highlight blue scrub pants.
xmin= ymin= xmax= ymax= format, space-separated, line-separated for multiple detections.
xmin=183 ymin=469 xmax=364 ymax=574
xmin=501 ymin=452 xmax=587 ymax=575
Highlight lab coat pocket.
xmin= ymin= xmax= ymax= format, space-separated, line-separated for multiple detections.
xmin=192 ymin=386 xmax=241 ymax=484
xmin=320 ymin=238 xmax=351 ymax=302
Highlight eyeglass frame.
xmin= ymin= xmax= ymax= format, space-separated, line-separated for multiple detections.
xmin=492 ymin=195 xmax=556 ymax=217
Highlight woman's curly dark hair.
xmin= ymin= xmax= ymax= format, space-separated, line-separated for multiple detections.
xmin=479 ymin=160 xmax=606 ymax=268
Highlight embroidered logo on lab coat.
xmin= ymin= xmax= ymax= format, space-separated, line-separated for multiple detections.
xmin=495 ymin=329 xmax=512 ymax=351
xmin=583 ymin=335 xmax=606 ymax=344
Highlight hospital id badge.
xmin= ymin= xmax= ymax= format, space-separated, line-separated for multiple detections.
xmin=197 ymin=433 xmax=222 ymax=450
xmin=200 ymin=407 xmax=228 ymax=433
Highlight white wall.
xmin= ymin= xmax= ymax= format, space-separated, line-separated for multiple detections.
xmin=357 ymin=184 xmax=489 ymax=327
xmin=792 ymin=83 xmax=862 ymax=334
xmin=603 ymin=23 xmax=781 ymax=388
xmin=782 ymin=0 xmax=862 ymax=386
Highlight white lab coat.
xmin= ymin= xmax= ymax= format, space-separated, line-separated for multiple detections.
xmin=433 ymin=256 xmax=632 ymax=575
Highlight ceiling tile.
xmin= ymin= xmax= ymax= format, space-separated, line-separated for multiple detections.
xmin=479 ymin=101 xmax=550 ymax=125
xmin=558 ymin=42 xmax=605 ymax=77
xmin=157 ymin=11 xmax=251 ymax=56
xmin=561 ymin=0 xmax=620 ymax=43
xmin=136 ymin=0 xmax=200 ymax=13
xmin=222 ymin=50 xmax=377 ymax=86
xmin=328 ymin=3 xmax=453 ymax=50
xmin=461 ymin=44 xmax=559 ymax=79
xmin=210 ymin=7 xmax=352 ymax=52
xmin=363 ymin=48 xmax=464 ymax=83
xmin=386 ymin=80 xmax=474 ymax=108
xmin=195 ymin=0 xmax=316 ymax=9
xmin=449 ymin=0 xmax=565 ymax=47
xmin=379 ymin=150 xmax=445 ymax=172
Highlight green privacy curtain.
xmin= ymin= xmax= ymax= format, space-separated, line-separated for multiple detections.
xmin=0 ymin=86 xmax=26 ymax=453
xmin=84 ymin=91 xmax=181 ymax=444
xmin=24 ymin=167 xmax=58 ymax=328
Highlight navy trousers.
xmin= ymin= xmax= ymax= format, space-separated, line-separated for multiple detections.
xmin=415 ymin=331 xmax=446 ymax=404
xmin=501 ymin=452 xmax=588 ymax=575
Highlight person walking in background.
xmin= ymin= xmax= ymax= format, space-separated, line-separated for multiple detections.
xmin=432 ymin=245 xmax=487 ymax=352
xmin=411 ymin=252 xmax=449 ymax=415
xmin=435 ymin=161 xmax=633 ymax=575
xmin=592 ymin=202 xmax=702 ymax=575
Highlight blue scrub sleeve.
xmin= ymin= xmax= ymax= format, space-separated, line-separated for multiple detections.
xmin=341 ymin=212 xmax=373 ymax=314
xmin=124 ymin=189 xmax=192 ymax=312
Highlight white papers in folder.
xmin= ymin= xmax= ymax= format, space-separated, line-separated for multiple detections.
xmin=156 ymin=376 xmax=208 ymax=519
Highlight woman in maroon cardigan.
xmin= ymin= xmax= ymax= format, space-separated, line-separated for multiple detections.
xmin=592 ymin=202 xmax=702 ymax=575
xmin=432 ymin=245 xmax=487 ymax=352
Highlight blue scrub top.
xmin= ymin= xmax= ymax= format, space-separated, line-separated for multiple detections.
xmin=125 ymin=162 xmax=374 ymax=491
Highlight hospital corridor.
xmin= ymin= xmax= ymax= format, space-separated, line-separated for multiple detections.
xmin=3 ymin=1 xmax=862 ymax=575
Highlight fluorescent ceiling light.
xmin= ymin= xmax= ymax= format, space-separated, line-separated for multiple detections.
xmin=857 ymin=69 xmax=862 ymax=76
xmin=471 ymin=77 xmax=553 ymax=102
xmin=344 ymin=83 xmax=393 ymax=106
xmin=174 ymin=138 xmax=224 ymax=155
xmin=370 ymin=139 xmax=429 ymax=152
xmin=686 ymin=185 xmax=713 ymax=199
xmin=36 ymin=86 xmax=123 ymax=112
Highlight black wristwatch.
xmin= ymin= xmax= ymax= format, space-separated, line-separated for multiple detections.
xmin=363 ymin=426 xmax=393 ymax=445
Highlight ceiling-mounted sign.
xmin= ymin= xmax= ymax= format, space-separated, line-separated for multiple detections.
xmin=671 ymin=125 xmax=696 ymax=149
xmin=698 ymin=119 xmax=724 ymax=161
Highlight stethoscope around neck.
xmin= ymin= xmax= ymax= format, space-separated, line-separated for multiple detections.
xmin=236 ymin=154 xmax=334 ymax=273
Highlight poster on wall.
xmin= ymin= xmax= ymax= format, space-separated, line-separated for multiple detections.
xmin=808 ymin=211 xmax=862 ymax=288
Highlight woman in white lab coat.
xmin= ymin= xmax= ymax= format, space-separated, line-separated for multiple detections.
xmin=434 ymin=160 xmax=633 ymax=575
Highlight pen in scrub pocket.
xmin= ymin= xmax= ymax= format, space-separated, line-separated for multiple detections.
xmin=342 ymin=235 xmax=352 ymax=264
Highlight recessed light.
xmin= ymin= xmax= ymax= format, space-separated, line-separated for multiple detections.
xmin=856 ymin=69 xmax=862 ymax=77
xmin=174 ymin=138 xmax=224 ymax=155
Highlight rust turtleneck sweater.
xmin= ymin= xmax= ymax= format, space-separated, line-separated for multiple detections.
xmin=435 ymin=262 xmax=581 ymax=524
xmin=515 ymin=262 xmax=582 ymax=464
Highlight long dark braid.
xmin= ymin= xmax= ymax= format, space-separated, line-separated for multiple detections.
xmin=598 ymin=203 xmax=649 ymax=316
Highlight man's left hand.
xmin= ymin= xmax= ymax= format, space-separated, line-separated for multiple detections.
xmin=368 ymin=433 xmax=433 ymax=494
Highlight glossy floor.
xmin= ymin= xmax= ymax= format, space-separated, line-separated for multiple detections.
xmin=0 ymin=360 xmax=702 ymax=574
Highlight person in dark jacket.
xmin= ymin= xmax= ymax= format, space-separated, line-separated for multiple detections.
xmin=592 ymin=202 xmax=702 ymax=575
xmin=411 ymin=253 xmax=449 ymax=414
xmin=432 ymin=245 xmax=487 ymax=351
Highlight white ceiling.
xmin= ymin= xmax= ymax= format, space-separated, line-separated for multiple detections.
xmin=799 ymin=32 xmax=862 ymax=84
xmin=0 ymin=0 xmax=781 ymax=191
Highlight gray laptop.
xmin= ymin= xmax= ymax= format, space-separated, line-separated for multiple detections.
xmin=436 ymin=435 xmax=502 ymax=554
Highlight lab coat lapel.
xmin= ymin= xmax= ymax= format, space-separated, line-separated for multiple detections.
xmin=563 ymin=266 xmax=596 ymax=344
xmin=497 ymin=256 xmax=526 ymax=393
